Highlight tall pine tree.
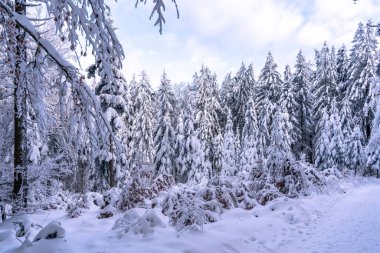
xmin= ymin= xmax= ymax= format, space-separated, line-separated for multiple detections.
xmin=154 ymin=72 xmax=176 ymax=177
xmin=292 ymin=50 xmax=314 ymax=162
xmin=221 ymin=110 xmax=236 ymax=177
xmin=193 ymin=65 xmax=222 ymax=177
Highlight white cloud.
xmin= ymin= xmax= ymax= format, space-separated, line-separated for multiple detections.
xmin=108 ymin=0 xmax=380 ymax=87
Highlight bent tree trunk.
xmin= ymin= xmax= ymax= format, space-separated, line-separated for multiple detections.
xmin=13 ymin=0 xmax=28 ymax=212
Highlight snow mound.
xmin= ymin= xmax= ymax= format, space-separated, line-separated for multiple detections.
xmin=13 ymin=216 xmax=32 ymax=237
xmin=253 ymin=197 xmax=309 ymax=225
xmin=33 ymin=221 xmax=65 ymax=242
xmin=113 ymin=209 xmax=165 ymax=237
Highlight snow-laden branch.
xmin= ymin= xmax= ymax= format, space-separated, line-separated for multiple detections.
xmin=136 ymin=0 xmax=179 ymax=34
xmin=0 ymin=0 xmax=122 ymax=153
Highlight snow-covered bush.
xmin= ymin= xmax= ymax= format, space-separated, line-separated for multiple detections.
xmin=265 ymin=160 xmax=326 ymax=200
xmin=117 ymin=174 xmax=174 ymax=211
xmin=33 ymin=221 xmax=65 ymax=242
xmin=112 ymin=209 xmax=165 ymax=237
xmin=255 ymin=183 xmax=282 ymax=205
xmin=102 ymin=188 xmax=122 ymax=208
xmin=162 ymin=187 xmax=222 ymax=231
xmin=321 ymin=167 xmax=344 ymax=180
xmin=65 ymin=194 xmax=89 ymax=218
xmin=205 ymin=177 xmax=238 ymax=209
xmin=40 ymin=192 xmax=68 ymax=211
xmin=95 ymin=188 xmax=121 ymax=218
xmin=131 ymin=210 xmax=165 ymax=235
xmin=117 ymin=178 xmax=151 ymax=211
xmin=90 ymin=192 xmax=105 ymax=208
xmin=235 ymin=183 xmax=259 ymax=210
xmin=98 ymin=205 xmax=117 ymax=219
xmin=201 ymin=177 xmax=257 ymax=210
xmin=150 ymin=174 xmax=175 ymax=197
xmin=113 ymin=209 xmax=140 ymax=234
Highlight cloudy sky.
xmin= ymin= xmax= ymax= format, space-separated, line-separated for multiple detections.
xmin=104 ymin=0 xmax=380 ymax=87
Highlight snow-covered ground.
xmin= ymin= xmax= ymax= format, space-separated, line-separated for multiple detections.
xmin=1 ymin=179 xmax=380 ymax=253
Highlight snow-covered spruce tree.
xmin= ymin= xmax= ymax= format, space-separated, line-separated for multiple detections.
xmin=339 ymin=98 xmax=357 ymax=169
xmin=313 ymin=42 xmax=338 ymax=123
xmin=327 ymin=98 xmax=344 ymax=169
xmin=212 ymin=133 xmax=224 ymax=177
xmin=173 ymin=110 xmax=184 ymax=182
xmin=346 ymin=21 xmax=378 ymax=142
xmin=255 ymin=52 xmax=282 ymax=151
xmin=266 ymin=108 xmax=293 ymax=183
xmin=125 ymin=75 xmax=138 ymax=166
xmin=129 ymin=71 xmax=155 ymax=171
xmin=220 ymin=72 xmax=233 ymax=112
xmin=256 ymin=52 xmax=282 ymax=105
xmin=366 ymin=74 xmax=380 ymax=178
xmin=234 ymin=130 xmax=241 ymax=169
xmin=347 ymin=126 xmax=365 ymax=175
xmin=239 ymin=98 xmax=262 ymax=180
xmin=336 ymin=44 xmax=349 ymax=97
xmin=221 ymin=110 xmax=236 ymax=177
xmin=229 ymin=63 xmax=256 ymax=136
xmin=256 ymin=95 xmax=272 ymax=157
xmin=154 ymin=72 xmax=176 ymax=177
xmin=314 ymin=108 xmax=332 ymax=170
xmin=177 ymin=104 xmax=209 ymax=184
xmin=193 ymin=65 xmax=222 ymax=177
xmin=92 ymin=65 xmax=128 ymax=190
xmin=279 ymin=65 xmax=298 ymax=148
xmin=292 ymin=50 xmax=314 ymax=162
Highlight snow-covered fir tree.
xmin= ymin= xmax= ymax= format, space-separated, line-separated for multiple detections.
xmin=154 ymin=72 xmax=176 ymax=177
xmin=314 ymin=108 xmax=332 ymax=170
xmin=346 ymin=21 xmax=378 ymax=142
xmin=367 ymin=103 xmax=380 ymax=178
xmin=173 ymin=110 xmax=184 ymax=182
xmin=94 ymin=66 xmax=128 ymax=189
xmin=239 ymin=98 xmax=261 ymax=180
xmin=229 ymin=63 xmax=256 ymax=136
xmin=221 ymin=110 xmax=236 ymax=177
xmin=177 ymin=104 xmax=210 ymax=184
xmin=336 ymin=44 xmax=349 ymax=97
xmin=256 ymin=52 xmax=282 ymax=151
xmin=292 ymin=50 xmax=314 ymax=162
xmin=266 ymin=108 xmax=293 ymax=183
xmin=129 ymin=71 xmax=155 ymax=171
xmin=327 ymin=98 xmax=344 ymax=169
xmin=279 ymin=65 xmax=298 ymax=147
xmin=347 ymin=126 xmax=365 ymax=174
xmin=193 ymin=65 xmax=222 ymax=177
xmin=313 ymin=42 xmax=338 ymax=122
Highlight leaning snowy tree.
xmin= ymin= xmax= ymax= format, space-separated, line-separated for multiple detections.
xmin=0 ymin=0 xmax=178 ymax=212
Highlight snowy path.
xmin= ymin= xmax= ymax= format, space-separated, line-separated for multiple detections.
xmin=277 ymin=183 xmax=380 ymax=253
xmin=1 ymin=181 xmax=380 ymax=253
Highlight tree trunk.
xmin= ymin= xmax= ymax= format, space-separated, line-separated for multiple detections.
xmin=109 ymin=135 xmax=115 ymax=188
xmin=0 ymin=204 xmax=5 ymax=223
xmin=13 ymin=0 xmax=28 ymax=212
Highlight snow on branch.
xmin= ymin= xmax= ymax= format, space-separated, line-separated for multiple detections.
xmin=136 ymin=0 xmax=179 ymax=34
xmin=0 ymin=0 xmax=122 ymax=152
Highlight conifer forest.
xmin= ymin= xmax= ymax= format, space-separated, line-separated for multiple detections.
xmin=0 ymin=1 xmax=380 ymax=253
